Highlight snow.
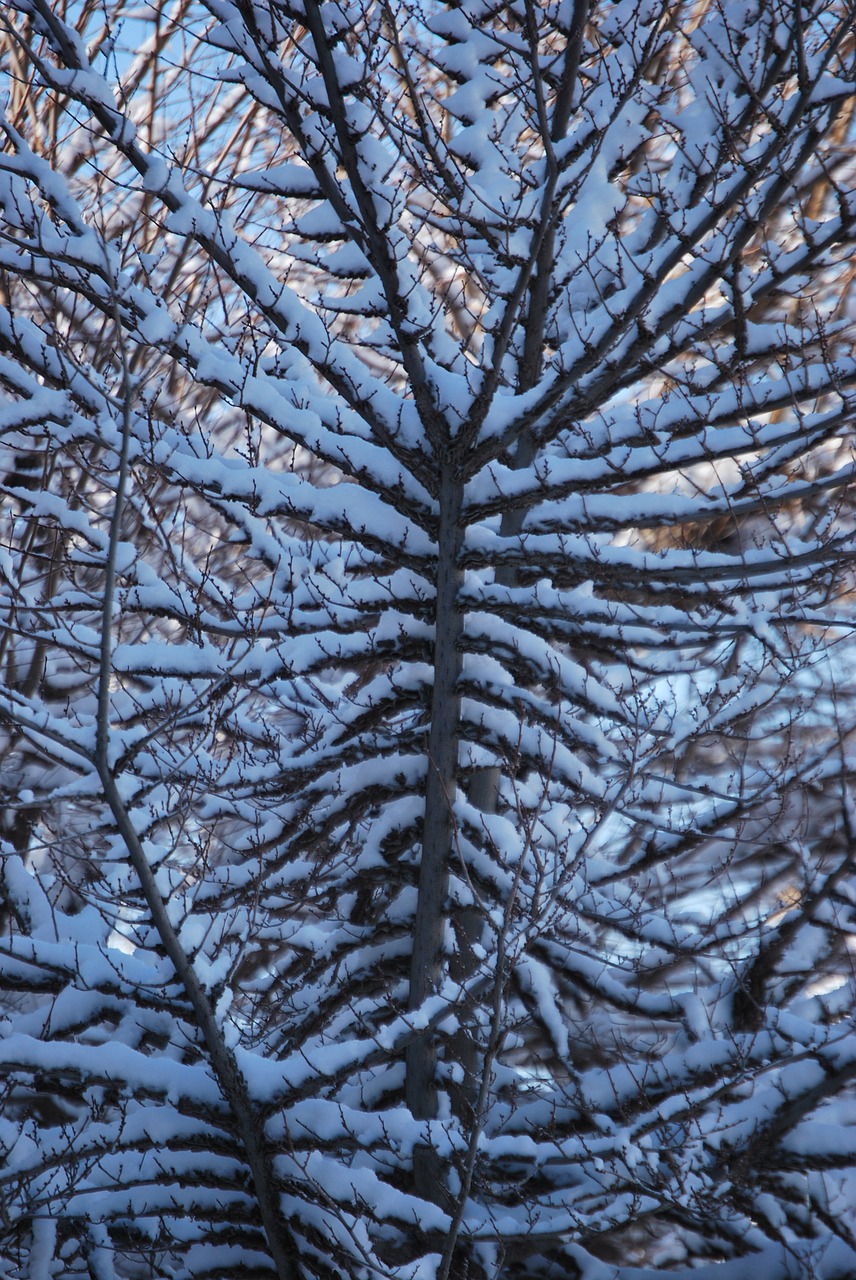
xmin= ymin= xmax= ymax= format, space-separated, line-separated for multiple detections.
xmin=1 ymin=1 xmax=855 ymax=1278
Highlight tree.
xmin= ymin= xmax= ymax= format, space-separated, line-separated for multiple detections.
xmin=1 ymin=0 xmax=856 ymax=1276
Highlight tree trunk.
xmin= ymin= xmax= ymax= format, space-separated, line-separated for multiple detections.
xmin=407 ymin=462 xmax=464 ymax=1200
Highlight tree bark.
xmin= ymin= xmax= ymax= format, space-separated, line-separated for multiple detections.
xmin=407 ymin=462 xmax=464 ymax=1200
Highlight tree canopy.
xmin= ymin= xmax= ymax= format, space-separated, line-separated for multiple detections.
xmin=1 ymin=1 xmax=856 ymax=1277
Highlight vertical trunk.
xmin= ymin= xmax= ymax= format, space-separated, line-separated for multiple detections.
xmin=446 ymin=284 xmax=547 ymax=1118
xmin=406 ymin=10 xmax=577 ymax=1202
xmin=407 ymin=464 xmax=463 ymax=1199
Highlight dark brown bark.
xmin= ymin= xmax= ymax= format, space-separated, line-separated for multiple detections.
xmin=406 ymin=462 xmax=464 ymax=1199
